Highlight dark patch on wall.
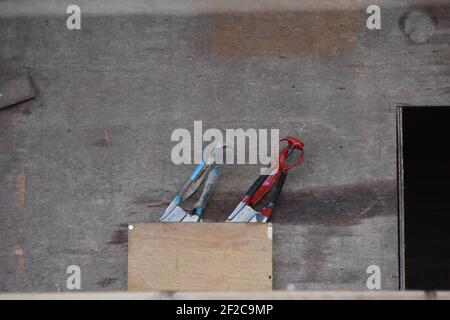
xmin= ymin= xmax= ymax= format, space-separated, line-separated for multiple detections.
xmin=134 ymin=190 xmax=172 ymax=205
xmin=275 ymin=180 xmax=396 ymax=225
xmin=97 ymin=277 xmax=117 ymax=288
xmin=202 ymin=180 xmax=396 ymax=225
xmin=107 ymin=229 xmax=128 ymax=245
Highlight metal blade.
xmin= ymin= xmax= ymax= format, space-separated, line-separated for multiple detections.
xmin=248 ymin=212 xmax=268 ymax=223
xmin=227 ymin=205 xmax=258 ymax=222
xmin=159 ymin=195 xmax=181 ymax=221
xmin=226 ymin=201 xmax=246 ymax=221
xmin=182 ymin=164 xmax=212 ymax=200
xmin=160 ymin=206 xmax=188 ymax=222
xmin=181 ymin=214 xmax=201 ymax=222
xmin=183 ymin=144 xmax=224 ymax=199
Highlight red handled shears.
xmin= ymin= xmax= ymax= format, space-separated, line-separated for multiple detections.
xmin=226 ymin=137 xmax=304 ymax=222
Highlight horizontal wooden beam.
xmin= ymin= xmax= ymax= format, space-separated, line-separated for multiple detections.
xmin=1 ymin=291 xmax=449 ymax=300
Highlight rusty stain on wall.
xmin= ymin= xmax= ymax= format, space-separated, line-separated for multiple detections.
xmin=94 ymin=128 xmax=111 ymax=147
xmin=12 ymin=227 xmax=27 ymax=289
xmin=14 ymin=245 xmax=26 ymax=279
xmin=103 ymin=128 xmax=110 ymax=146
xmin=16 ymin=165 xmax=26 ymax=208
xmin=212 ymin=11 xmax=360 ymax=56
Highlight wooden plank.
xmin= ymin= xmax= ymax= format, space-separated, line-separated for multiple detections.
xmin=127 ymin=223 xmax=273 ymax=291
xmin=5 ymin=2 xmax=450 ymax=291
xmin=2 ymin=290 xmax=450 ymax=300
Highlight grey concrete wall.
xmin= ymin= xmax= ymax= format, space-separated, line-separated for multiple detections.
xmin=0 ymin=1 xmax=449 ymax=291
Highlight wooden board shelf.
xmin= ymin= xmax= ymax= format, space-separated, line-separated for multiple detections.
xmin=128 ymin=223 xmax=273 ymax=292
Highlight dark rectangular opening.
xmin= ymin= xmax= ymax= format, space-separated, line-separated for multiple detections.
xmin=400 ymin=106 xmax=450 ymax=290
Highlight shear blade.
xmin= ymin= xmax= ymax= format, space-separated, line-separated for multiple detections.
xmin=181 ymin=213 xmax=201 ymax=222
xmin=228 ymin=205 xmax=258 ymax=222
xmin=160 ymin=206 xmax=188 ymax=222
xmin=249 ymin=213 xmax=268 ymax=223
xmin=226 ymin=201 xmax=246 ymax=221
xmin=183 ymin=166 xmax=211 ymax=200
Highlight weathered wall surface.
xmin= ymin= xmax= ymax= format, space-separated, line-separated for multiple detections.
xmin=0 ymin=1 xmax=449 ymax=291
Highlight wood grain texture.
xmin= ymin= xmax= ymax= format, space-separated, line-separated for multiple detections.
xmin=2 ymin=2 xmax=449 ymax=291
xmin=2 ymin=290 xmax=450 ymax=300
xmin=128 ymin=223 xmax=272 ymax=291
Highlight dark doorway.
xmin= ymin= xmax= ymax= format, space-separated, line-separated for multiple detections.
xmin=400 ymin=106 xmax=450 ymax=290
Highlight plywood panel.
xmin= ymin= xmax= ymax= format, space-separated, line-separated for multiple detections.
xmin=7 ymin=2 xmax=450 ymax=290
xmin=128 ymin=223 xmax=272 ymax=291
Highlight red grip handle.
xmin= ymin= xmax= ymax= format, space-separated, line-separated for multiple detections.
xmin=248 ymin=137 xmax=304 ymax=206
